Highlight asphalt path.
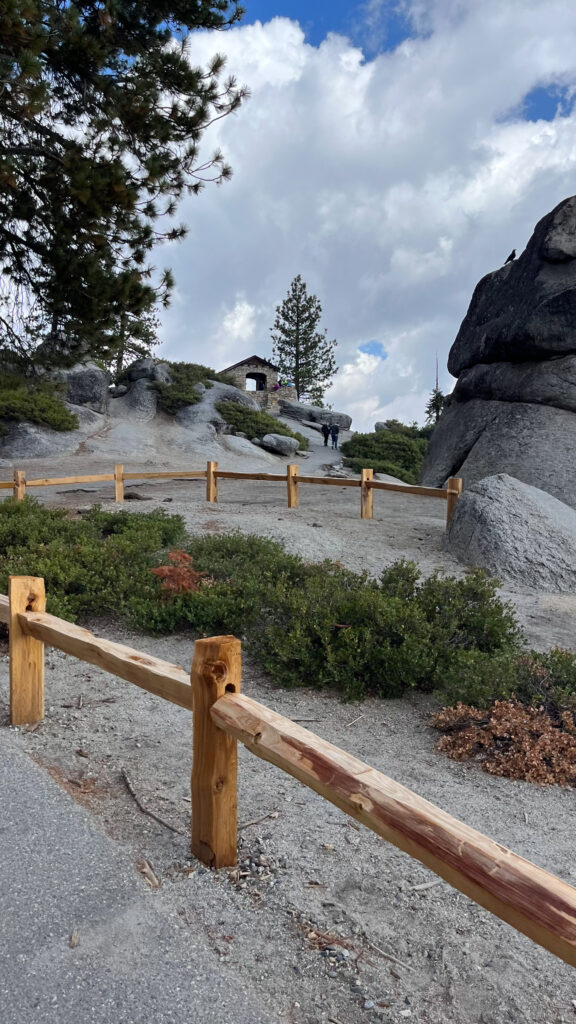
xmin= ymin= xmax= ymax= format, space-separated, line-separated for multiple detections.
xmin=0 ymin=731 xmax=274 ymax=1024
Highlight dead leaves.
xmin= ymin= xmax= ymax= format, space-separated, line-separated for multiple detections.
xmin=432 ymin=700 xmax=576 ymax=786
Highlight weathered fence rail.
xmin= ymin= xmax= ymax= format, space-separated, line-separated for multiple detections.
xmin=2 ymin=575 xmax=576 ymax=968
xmin=0 ymin=461 xmax=461 ymax=524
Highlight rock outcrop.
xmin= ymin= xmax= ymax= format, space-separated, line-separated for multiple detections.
xmin=447 ymin=474 xmax=576 ymax=592
xmin=0 ymin=356 xmax=352 ymax=469
xmin=279 ymin=399 xmax=352 ymax=430
xmin=421 ymin=196 xmax=576 ymax=508
xmin=55 ymin=362 xmax=110 ymax=413
xmin=0 ymin=405 xmax=104 ymax=463
xmin=260 ymin=434 xmax=300 ymax=456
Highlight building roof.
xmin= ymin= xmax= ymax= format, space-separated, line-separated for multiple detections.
xmin=220 ymin=354 xmax=279 ymax=373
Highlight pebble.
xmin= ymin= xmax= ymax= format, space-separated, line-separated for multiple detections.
xmin=363 ymin=1000 xmax=375 ymax=1010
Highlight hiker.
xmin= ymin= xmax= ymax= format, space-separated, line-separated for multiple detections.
xmin=330 ymin=423 xmax=340 ymax=449
xmin=321 ymin=423 xmax=330 ymax=446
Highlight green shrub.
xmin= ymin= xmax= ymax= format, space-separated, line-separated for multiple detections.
xmin=0 ymin=376 xmax=79 ymax=433
xmin=215 ymin=402 xmax=308 ymax=450
xmin=0 ymin=499 xmax=186 ymax=621
xmin=0 ymin=503 xmax=524 ymax=702
xmin=440 ymin=646 xmax=576 ymax=714
xmin=341 ymin=428 xmax=428 ymax=482
xmin=150 ymin=362 xmax=235 ymax=415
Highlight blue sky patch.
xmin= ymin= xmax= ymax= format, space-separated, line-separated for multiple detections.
xmin=359 ymin=340 xmax=387 ymax=358
xmin=240 ymin=0 xmax=413 ymax=52
xmin=505 ymin=83 xmax=576 ymax=123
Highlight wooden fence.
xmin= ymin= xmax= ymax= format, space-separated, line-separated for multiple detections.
xmin=1 ymin=462 xmax=462 ymax=525
xmin=2 ymin=574 xmax=576 ymax=968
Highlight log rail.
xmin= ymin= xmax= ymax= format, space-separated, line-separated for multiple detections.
xmin=0 ymin=462 xmax=462 ymax=525
xmin=2 ymin=576 xmax=576 ymax=968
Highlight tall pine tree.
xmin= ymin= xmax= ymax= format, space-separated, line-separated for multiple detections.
xmin=271 ymin=275 xmax=338 ymax=404
xmin=0 ymin=1 xmax=247 ymax=371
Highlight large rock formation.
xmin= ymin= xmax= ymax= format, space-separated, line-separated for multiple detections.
xmin=447 ymin=474 xmax=576 ymax=592
xmin=421 ymin=196 xmax=576 ymax=507
xmin=279 ymin=399 xmax=352 ymax=430
xmin=55 ymin=362 xmax=110 ymax=413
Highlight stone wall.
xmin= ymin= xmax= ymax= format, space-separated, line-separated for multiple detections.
xmin=225 ymin=360 xmax=278 ymax=393
xmin=223 ymin=359 xmax=296 ymax=412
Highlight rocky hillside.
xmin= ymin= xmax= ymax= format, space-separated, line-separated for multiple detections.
xmin=0 ymin=359 xmax=351 ymax=470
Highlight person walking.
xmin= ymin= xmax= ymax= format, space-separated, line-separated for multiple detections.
xmin=321 ymin=423 xmax=330 ymax=447
xmin=330 ymin=423 xmax=340 ymax=450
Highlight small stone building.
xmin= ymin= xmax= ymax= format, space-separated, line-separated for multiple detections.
xmin=220 ymin=355 xmax=295 ymax=412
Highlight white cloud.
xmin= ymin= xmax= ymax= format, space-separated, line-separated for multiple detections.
xmin=157 ymin=2 xmax=576 ymax=431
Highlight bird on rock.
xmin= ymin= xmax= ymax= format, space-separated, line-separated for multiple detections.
xmin=504 ymin=249 xmax=516 ymax=264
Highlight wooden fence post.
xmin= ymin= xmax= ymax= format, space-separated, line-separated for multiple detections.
xmin=206 ymin=460 xmax=218 ymax=503
xmin=361 ymin=468 xmax=374 ymax=519
xmin=191 ymin=635 xmax=241 ymax=868
xmin=9 ymin=576 xmax=46 ymax=726
xmin=13 ymin=470 xmax=26 ymax=501
xmin=446 ymin=477 xmax=463 ymax=526
xmin=287 ymin=464 xmax=299 ymax=508
xmin=114 ymin=464 xmax=124 ymax=503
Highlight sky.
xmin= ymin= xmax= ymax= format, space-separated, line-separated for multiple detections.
xmin=157 ymin=0 xmax=576 ymax=431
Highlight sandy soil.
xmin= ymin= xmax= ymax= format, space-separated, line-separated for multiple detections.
xmin=2 ymin=435 xmax=576 ymax=1024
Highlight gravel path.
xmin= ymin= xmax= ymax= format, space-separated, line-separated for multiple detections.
xmin=2 ymin=432 xmax=576 ymax=1023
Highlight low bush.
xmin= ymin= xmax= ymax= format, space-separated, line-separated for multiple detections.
xmin=131 ymin=549 xmax=520 ymax=700
xmin=340 ymin=428 xmax=428 ymax=483
xmin=439 ymin=646 xmax=576 ymax=713
xmin=0 ymin=375 xmax=79 ymax=435
xmin=215 ymin=402 xmax=308 ymax=450
xmin=0 ymin=499 xmax=186 ymax=621
xmin=0 ymin=503 xmax=520 ymax=701
xmin=151 ymin=362 xmax=235 ymax=415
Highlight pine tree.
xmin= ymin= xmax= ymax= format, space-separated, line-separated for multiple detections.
xmin=271 ymin=276 xmax=338 ymax=403
xmin=425 ymin=386 xmax=446 ymax=423
xmin=0 ymin=1 xmax=247 ymax=371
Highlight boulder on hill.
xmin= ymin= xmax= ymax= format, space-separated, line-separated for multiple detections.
xmin=447 ymin=474 xmax=576 ymax=593
xmin=421 ymin=195 xmax=576 ymax=509
xmin=124 ymin=357 xmax=157 ymax=381
xmin=279 ymin=399 xmax=352 ymax=430
xmin=55 ymin=362 xmax=110 ymax=413
xmin=260 ymin=433 xmax=299 ymax=456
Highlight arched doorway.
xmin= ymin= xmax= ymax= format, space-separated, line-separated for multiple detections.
xmin=245 ymin=372 xmax=267 ymax=392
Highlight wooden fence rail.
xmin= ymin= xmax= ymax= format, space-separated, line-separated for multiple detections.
xmin=2 ymin=575 xmax=576 ymax=968
xmin=0 ymin=462 xmax=462 ymax=524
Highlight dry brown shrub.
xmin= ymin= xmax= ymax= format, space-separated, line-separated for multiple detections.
xmin=431 ymin=700 xmax=576 ymax=787
xmin=150 ymin=550 xmax=214 ymax=595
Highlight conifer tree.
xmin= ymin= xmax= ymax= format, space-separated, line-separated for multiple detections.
xmin=425 ymin=386 xmax=446 ymax=423
xmin=425 ymin=357 xmax=447 ymax=423
xmin=271 ymin=275 xmax=338 ymax=403
xmin=0 ymin=1 xmax=247 ymax=371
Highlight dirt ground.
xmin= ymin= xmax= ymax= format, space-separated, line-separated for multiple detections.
xmin=2 ymin=463 xmax=576 ymax=1024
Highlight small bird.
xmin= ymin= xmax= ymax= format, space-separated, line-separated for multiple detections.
xmin=504 ymin=249 xmax=516 ymax=264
